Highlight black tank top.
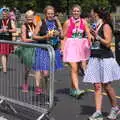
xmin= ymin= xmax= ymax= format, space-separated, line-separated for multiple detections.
xmin=90 ymin=24 xmax=113 ymax=58
xmin=38 ymin=19 xmax=60 ymax=48
xmin=0 ymin=19 xmax=12 ymax=40
xmin=24 ymin=22 xmax=36 ymax=39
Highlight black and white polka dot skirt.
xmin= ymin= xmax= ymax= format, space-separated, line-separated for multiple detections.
xmin=83 ymin=57 xmax=120 ymax=83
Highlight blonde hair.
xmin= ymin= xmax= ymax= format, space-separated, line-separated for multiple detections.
xmin=43 ymin=5 xmax=55 ymax=14
xmin=72 ymin=4 xmax=81 ymax=12
xmin=25 ymin=10 xmax=34 ymax=17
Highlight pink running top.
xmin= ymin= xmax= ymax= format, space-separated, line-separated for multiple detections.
xmin=67 ymin=17 xmax=85 ymax=38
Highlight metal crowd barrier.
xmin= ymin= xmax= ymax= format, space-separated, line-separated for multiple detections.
xmin=0 ymin=40 xmax=55 ymax=120
xmin=112 ymin=14 xmax=120 ymax=31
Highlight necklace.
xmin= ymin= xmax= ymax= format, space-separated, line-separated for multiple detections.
xmin=27 ymin=23 xmax=35 ymax=33
xmin=27 ymin=23 xmax=35 ymax=38
xmin=96 ymin=19 xmax=103 ymax=33
xmin=2 ymin=19 xmax=9 ymax=29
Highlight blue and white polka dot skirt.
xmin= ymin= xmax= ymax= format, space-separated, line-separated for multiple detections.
xmin=83 ymin=57 xmax=120 ymax=83
xmin=32 ymin=48 xmax=63 ymax=71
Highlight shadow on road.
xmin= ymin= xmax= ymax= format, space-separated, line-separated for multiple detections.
xmin=80 ymin=105 xmax=108 ymax=117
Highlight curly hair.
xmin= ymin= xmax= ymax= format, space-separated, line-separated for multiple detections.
xmin=43 ymin=5 xmax=55 ymax=14
xmin=93 ymin=6 xmax=113 ymax=30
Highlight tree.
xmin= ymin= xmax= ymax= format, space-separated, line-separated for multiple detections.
xmin=0 ymin=0 xmax=120 ymax=13
xmin=80 ymin=0 xmax=110 ymax=13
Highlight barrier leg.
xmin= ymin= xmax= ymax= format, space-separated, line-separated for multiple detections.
xmin=0 ymin=99 xmax=17 ymax=114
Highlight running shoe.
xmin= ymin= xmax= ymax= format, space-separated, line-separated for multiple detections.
xmin=107 ymin=107 xmax=120 ymax=119
xmin=88 ymin=112 xmax=103 ymax=120
xmin=70 ymin=89 xmax=85 ymax=97
xmin=22 ymin=84 xmax=29 ymax=93
xmin=35 ymin=87 xmax=43 ymax=95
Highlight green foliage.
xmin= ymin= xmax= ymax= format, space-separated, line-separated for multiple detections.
xmin=0 ymin=0 xmax=119 ymax=13
xmin=80 ymin=0 xmax=110 ymax=13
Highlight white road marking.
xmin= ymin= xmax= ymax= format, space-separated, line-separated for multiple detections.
xmin=0 ymin=116 xmax=8 ymax=120
xmin=87 ymin=89 xmax=120 ymax=99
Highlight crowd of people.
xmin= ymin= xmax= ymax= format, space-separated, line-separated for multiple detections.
xmin=0 ymin=4 xmax=120 ymax=120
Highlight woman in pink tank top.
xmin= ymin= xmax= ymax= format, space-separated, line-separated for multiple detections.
xmin=62 ymin=4 xmax=91 ymax=97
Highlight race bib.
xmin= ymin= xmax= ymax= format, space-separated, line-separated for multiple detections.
xmin=91 ymin=41 xmax=101 ymax=50
xmin=28 ymin=31 xmax=33 ymax=38
xmin=72 ymin=28 xmax=83 ymax=39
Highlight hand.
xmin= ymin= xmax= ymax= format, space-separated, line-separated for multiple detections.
xmin=53 ymin=30 xmax=59 ymax=37
xmin=48 ymin=30 xmax=54 ymax=37
xmin=3 ymin=28 xmax=8 ymax=33
xmin=60 ymin=41 xmax=64 ymax=53
xmin=0 ymin=29 xmax=4 ymax=33
xmin=2 ymin=26 xmax=8 ymax=32
xmin=90 ymin=28 xmax=102 ymax=41
xmin=45 ymin=33 xmax=53 ymax=40
xmin=90 ymin=28 xmax=96 ymax=37
xmin=96 ymin=35 xmax=102 ymax=41
xmin=91 ymin=35 xmax=95 ymax=42
xmin=54 ymin=16 xmax=59 ymax=21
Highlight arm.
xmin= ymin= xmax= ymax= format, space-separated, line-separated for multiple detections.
xmin=96 ymin=24 xmax=112 ymax=48
xmin=8 ymin=20 xmax=16 ymax=33
xmin=33 ymin=22 xmax=50 ymax=40
xmin=84 ymin=19 xmax=92 ymax=42
xmin=21 ymin=24 xmax=33 ymax=42
xmin=54 ymin=16 xmax=64 ymax=39
xmin=60 ymin=20 xmax=69 ymax=52
xmin=0 ymin=28 xmax=3 ymax=33
xmin=63 ymin=20 xmax=69 ymax=40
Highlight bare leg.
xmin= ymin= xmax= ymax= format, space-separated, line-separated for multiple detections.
xmin=81 ymin=60 xmax=87 ymax=72
xmin=94 ymin=83 xmax=103 ymax=111
xmin=70 ymin=62 xmax=79 ymax=90
xmin=43 ymin=70 xmax=49 ymax=77
xmin=1 ymin=55 xmax=8 ymax=72
xmin=35 ymin=71 xmax=42 ymax=87
xmin=21 ymin=66 xmax=30 ymax=92
xmin=103 ymin=83 xmax=119 ymax=119
xmin=24 ymin=66 xmax=30 ymax=84
xmin=43 ymin=70 xmax=49 ymax=89
xmin=103 ymin=83 xmax=117 ymax=107
xmin=0 ymin=55 xmax=2 ymax=67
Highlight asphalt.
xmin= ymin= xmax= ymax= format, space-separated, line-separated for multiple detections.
xmin=0 ymin=54 xmax=120 ymax=120
xmin=51 ymin=67 xmax=120 ymax=120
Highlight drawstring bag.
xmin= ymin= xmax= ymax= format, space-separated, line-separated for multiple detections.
xmin=15 ymin=46 xmax=35 ymax=68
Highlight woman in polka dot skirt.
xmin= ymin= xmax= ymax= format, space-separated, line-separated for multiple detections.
xmin=83 ymin=6 xmax=120 ymax=120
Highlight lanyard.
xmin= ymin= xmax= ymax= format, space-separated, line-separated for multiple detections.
xmin=2 ymin=19 xmax=9 ymax=27
xmin=96 ymin=23 xmax=103 ymax=33
xmin=27 ymin=23 xmax=35 ymax=33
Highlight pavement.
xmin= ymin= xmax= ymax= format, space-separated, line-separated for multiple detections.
xmin=0 ymin=54 xmax=120 ymax=120
xmin=51 ymin=68 xmax=120 ymax=120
